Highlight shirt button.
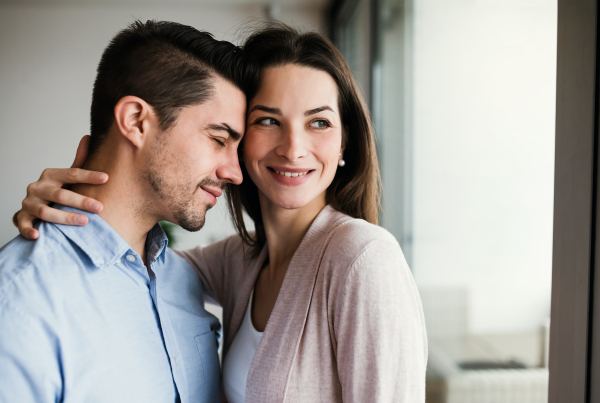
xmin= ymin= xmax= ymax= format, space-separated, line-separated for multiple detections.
xmin=115 ymin=258 xmax=121 ymax=265
xmin=126 ymin=254 xmax=136 ymax=262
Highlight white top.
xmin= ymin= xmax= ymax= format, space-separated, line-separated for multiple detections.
xmin=223 ymin=290 xmax=263 ymax=403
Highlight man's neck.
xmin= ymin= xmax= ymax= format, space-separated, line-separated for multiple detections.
xmin=71 ymin=166 xmax=158 ymax=266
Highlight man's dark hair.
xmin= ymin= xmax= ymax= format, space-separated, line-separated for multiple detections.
xmin=89 ymin=20 xmax=244 ymax=157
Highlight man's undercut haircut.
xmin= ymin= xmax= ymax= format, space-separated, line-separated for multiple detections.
xmin=89 ymin=20 xmax=244 ymax=158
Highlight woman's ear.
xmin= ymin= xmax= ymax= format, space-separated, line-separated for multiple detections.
xmin=113 ymin=96 xmax=154 ymax=149
xmin=342 ymin=124 xmax=349 ymax=151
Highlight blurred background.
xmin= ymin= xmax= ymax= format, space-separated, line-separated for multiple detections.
xmin=0 ymin=0 xmax=556 ymax=401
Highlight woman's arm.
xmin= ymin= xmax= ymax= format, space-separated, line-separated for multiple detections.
xmin=13 ymin=134 xmax=232 ymax=306
xmin=334 ymin=240 xmax=428 ymax=402
xmin=12 ymin=133 xmax=241 ymax=312
xmin=14 ymin=135 xmax=108 ymax=239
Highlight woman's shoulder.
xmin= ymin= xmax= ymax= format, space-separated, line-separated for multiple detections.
xmin=312 ymin=207 xmax=406 ymax=280
xmin=319 ymin=210 xmax=416 ymax=308
xmin=324 ymin=208 xmax=400 ymax=255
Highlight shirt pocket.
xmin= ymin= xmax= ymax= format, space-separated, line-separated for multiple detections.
xmin=195 ymin=330 xmax=220 ymax=402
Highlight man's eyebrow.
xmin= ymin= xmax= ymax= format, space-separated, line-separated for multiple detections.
xmin=248 ymin=105 xmax=282 ymax=115
xmin=207 ymin=123 xmax=241 ymax=141
xmin=305 ymin=106 xmax=334 ymax=116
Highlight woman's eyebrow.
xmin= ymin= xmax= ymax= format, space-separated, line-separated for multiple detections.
xmin=249 ymin=105 xmax=281 ymax=115
xmin=305 ymin=106 xmax=334 ymax=116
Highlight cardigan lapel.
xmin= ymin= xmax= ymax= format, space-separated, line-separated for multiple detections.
xmin=245 ymin=206 xmax=352 ymax=402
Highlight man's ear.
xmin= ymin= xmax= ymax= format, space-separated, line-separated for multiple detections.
xmin=113 ymin=96 xmax=155 ymax=148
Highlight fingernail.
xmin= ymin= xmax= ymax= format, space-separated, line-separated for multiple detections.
xmin=75 ymin=216 xmax=87 ymax=225
xmin=90 ymin=201 xmax=102 ymax=212
xmin=98 ymin=173 xmax=108 ymax=181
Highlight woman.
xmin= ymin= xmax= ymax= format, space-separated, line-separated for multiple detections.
xmin=15 ymin=25 xmax=427 ymax=402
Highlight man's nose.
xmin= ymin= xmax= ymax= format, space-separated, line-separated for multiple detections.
xmin=216 ymin=151 xmax=243 ymax=185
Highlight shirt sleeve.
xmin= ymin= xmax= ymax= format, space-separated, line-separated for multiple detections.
xmin=174 ymin=237 xmax=232 ymax=306
xmin=0 ymin=302 xmax=62 ymax=402
xmin=334 ymin=239 xmax=428 ymax=403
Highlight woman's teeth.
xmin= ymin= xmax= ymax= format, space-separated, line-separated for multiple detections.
xmin=273 ymin=169 xmax=310 ymax=177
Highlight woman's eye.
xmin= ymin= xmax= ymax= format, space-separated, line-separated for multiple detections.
xmin=309 ymin=119 xmax=331 ymax=129
xmin=213 ymin=138 xmax=225 ymax=147
xmin=257 ymin=118 xmax=279 ymax=126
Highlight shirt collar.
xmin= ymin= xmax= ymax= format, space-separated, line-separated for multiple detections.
xmin=145 ymin=222 xmax=169 ymax=265
xmin=52 ymin=205 xmax=169 ymax=268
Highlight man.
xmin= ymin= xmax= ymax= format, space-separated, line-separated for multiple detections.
xmin=0 ymin=20 xmax=246 ymax=402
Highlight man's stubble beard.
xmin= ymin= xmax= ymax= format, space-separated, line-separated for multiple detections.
xmin=141 ymin=140 xmax=212 ymax=232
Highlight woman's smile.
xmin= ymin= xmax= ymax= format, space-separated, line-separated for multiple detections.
xmin=243 ymin=63 xmax=344 ymax=210
xmin=267 ymin=166 xmax=315 ymax=186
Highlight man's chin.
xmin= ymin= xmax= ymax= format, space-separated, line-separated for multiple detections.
xmin=173 ymin=204 xmax=211 ymax=232
xmin=180 ymin=222 xmax=204 ymax=232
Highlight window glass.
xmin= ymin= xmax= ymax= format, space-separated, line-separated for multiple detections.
xmin=336 ymin=0 xmax=372 ymax=104
xmin=338 ymin=0 xmax=556 ymax=401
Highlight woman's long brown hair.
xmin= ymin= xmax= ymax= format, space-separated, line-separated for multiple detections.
xmin=226 ymin=24 xmax=382 ymax=254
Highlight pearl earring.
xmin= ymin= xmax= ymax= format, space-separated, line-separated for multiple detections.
xmin=338 ymin=153 xmax=345 ymax=167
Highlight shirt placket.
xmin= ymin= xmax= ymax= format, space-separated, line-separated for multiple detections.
xmin=149 ymin=257 xmax=184 ymax=402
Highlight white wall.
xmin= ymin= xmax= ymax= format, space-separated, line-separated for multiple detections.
xmin=409 ymin=0 xmax=557 ymax=334
xmin=0 ymin=1 xmax=325 ymax=249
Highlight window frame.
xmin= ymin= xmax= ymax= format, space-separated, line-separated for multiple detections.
xmin=329 ymin=0 xmax=599 ymax=401
xmin=551 ymin=0 xmax=599 ymax=401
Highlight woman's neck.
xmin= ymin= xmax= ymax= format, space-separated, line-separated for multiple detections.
xmin=260 ymin=192 xmax=327 ymax=278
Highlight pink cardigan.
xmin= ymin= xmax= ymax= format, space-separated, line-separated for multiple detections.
xmin=177 ymin=205 xmax=427 ymax=402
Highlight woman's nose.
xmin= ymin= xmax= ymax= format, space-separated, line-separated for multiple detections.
xmin=275 ymin=124 xmax=308 ymax=162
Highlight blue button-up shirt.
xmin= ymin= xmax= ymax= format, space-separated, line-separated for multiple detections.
xmin=0 ymin=205 xmax=221 ymax=403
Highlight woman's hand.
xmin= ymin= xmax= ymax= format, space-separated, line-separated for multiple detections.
xmin=15 ymin=135 xmax=109 ymax=240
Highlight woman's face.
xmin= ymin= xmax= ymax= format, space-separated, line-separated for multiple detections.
xmin=243 ymin=64 xmax=344 ymax=211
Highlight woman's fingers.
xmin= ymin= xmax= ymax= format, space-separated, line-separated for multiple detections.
xmin=23 ymin=184 xmax=102 ymax=215
xmin=16 ymin=136 xmax=103 ymax=236
xmin=48 ymin=185 xmax=102 ymax=213
xmin=33 ymin=202 xmax=89 ymax=226
xmin=71 ymin=135 xmax=90 ymax=169
xmin=16 ymin=206 xmax=88 ymax=239
xmin=38 ymin=167 xmax=108 ymax=186
xmin=18 ymin=189 xmax=93 ymax=235
xmin=16 ymin=211 xmax=40 ymax=240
